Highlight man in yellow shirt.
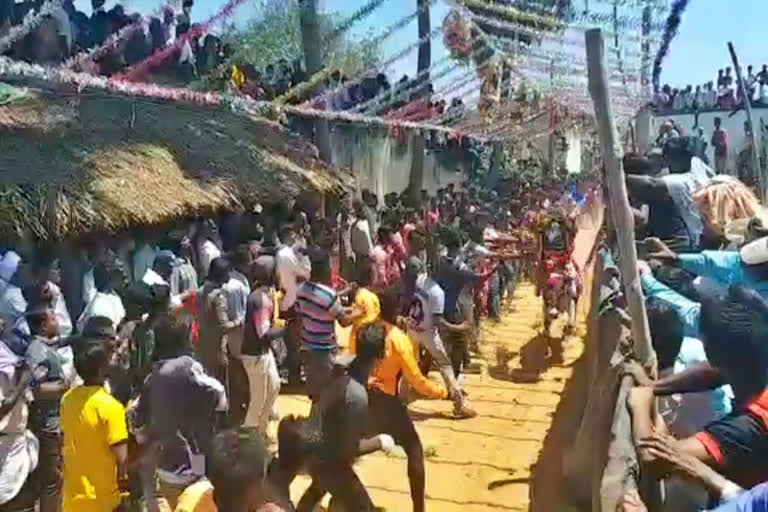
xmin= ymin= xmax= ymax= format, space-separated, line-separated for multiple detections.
xmin=345 ymin=267 xmax=381 ymax=354
xmin=365 ymin=289 xmax=448 ymax=512
xmin=60 ymin=336 xmax=128 ymax=512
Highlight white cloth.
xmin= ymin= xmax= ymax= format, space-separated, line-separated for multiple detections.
xmin=275 ymin=245 xmax=310 ymax=312
xmin=658 ymin=337 xmax=732 ymax=438
xmin=0 ymin=282 xmax=26 ymax=331
xmin=242 ymin=351 xmax=280 ymax=436
xmin=350 ymin=219 xmax=373 ymax=257
xmin=224 ymin=273 xmax=250 ymax=324
xmin=178 ymin=39 xmax=195 ymax=65
xmin=406 ymin=274 xmax=444 ymax=342
xmin=0 ymin=251 xmax=21 ymax=282
xmin=82 ymin=268 xmax=96 ymax=307
xmin=198 ymin=240 xmax=221 ymax=279
xmin=661 ymin=157 xmax=713 ymax=246
xmin=50 ymin=4 xmax=73 ymax=50
xmin=132 ymin=244 xmax=156 ymax=283
xmin=0 ymin=360 xmax=38 ymax=506
xmin=48 ymin=282 xmax=72 ymax=338
xmin=77 ymin=291 xmax=126 ymax=333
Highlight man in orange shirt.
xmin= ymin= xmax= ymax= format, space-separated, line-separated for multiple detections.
xmin=365 ymin=289 xmax=448 ymax=512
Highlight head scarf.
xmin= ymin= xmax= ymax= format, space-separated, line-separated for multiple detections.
xmin=0 ymin=251 xmax=21 ymax=282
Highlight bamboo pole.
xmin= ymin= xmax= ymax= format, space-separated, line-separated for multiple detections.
xmin=728 ymin=42 xmax=764 ymax=201
xmin=585 ymin=28 xmax=653 ymax=366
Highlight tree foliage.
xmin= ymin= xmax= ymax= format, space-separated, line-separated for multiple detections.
xmin=228 ymin=0 xmax=381 ymax=75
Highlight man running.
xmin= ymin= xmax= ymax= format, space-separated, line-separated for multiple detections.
xmin=402 ymin=251 xmax=477 ymax=419
xmin=366 ymin=289 xmax=448 ymax=512
xmin=272 ymin=323 xmax=395 ymax=512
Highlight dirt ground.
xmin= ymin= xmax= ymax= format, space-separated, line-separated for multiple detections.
xmin=274 ymin=211 xmax=602 ymax=511
xmin=275 ymin=276 xmax=592 ymax=512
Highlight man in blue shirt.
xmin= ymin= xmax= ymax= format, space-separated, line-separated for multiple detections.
xmin=648 ymin=236 xmax=768 ymax=298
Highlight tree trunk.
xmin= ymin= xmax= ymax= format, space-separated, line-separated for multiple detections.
xmin=407 ymin=0 xmax=431 ymax=203
xmin=298 ymin=0 xmax=332 ymax=163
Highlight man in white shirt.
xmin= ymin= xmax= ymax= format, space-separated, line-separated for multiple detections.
xmin=77 ymin=263 xmax=126 ymax=334
xmin=132 ymin=239 xmax=156 ymax=285
xmin=275 ymin=225 xmax=311 ymax=385
xmin=0 ymin=252 xmax=27 ymax=339
xmin=403 ymin=256 xmax=476 ymax=419
xmin=198 ymin=237 xmax=221 ymax=282
xmin=350 ymin=200 xmax=374 ymax=280
xmin=275 ymin=226 xmax=311 ymax=314
xmin=0 ymin=339 xmax=38 ymax=509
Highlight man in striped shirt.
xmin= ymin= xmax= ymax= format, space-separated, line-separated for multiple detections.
xmin=296 ymin=249 xmax=363 ymax=400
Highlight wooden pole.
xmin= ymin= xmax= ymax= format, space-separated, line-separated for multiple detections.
xmin=585 ymin=28 xmax=654 ymax=366
xmin=728 ymin=42 xmax=764 ymax=201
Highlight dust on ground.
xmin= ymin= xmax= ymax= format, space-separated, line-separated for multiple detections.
xmin=275 ymin=277 xmax=592 ymax=512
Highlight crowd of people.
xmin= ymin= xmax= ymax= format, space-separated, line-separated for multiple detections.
xmin=654 ymin=64 xmax=768 ymax=113
xmin=1 ymin=0 xmax=233 ymax=79
xmin=0 ymin=178 xmax=581 ymax=511
xmin=1 ymin=0 xmax=468 ymax=122
xmin=615 ymin=124 xmax=768 ymax=510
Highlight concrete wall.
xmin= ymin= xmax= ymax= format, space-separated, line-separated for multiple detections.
xmin=328 ymin=126 xmax=467 ymax=201
xmin=652 ymin=107 xmax=768 ymax=173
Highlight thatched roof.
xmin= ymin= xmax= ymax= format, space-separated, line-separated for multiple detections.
xmin=0 ymin=81 xmax=351 ymax=240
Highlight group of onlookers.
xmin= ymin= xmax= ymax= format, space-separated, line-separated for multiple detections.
xmin=0 ymin=180 xmax=557 ymax=511
xmin=617 ymin=125 xmax=768 ymax=510
xmin=0 ymin=0 xmax=228 ymax=80
xmin=655 ymin=64 xmax=768 ymax=113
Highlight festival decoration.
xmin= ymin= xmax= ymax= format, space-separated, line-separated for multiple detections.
xmin=0 ymin=55 xmax=495 ymax=142
xmin=442 ymin=9 xmax=473 ymax=59
xmin=652 ymin=0 xmax=691 ymax=93
xmin=0 ymin=0 xmax=63 ymax=53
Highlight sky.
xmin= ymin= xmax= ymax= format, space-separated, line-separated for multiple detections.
xmin=70 ymin=0 xmax=767 ymax=92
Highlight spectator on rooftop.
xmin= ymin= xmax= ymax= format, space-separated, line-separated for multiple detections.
xmin=705 ymin=81 xmax=718 ymax=109
xmin=176 ymin=0 xmax=193 ymax=32
xmin=88 ymin=0 xmax=109 ymax=47
xmin=717 ymin=69 xmax=726 ymax=89
xmin=161 ymin=7 xmax=175 ymax=46
xmin=758 ymin=65 xmax=768 ymax=102
xmin=725 ymin=66 xmax=734 ymax=87
xmin=693 ymin=85 xmax=703 ymax=111
xmin=712 ymin=117 xmax=728 ymax=174
xmin=148 ymin=17 xmax=165 ymax=52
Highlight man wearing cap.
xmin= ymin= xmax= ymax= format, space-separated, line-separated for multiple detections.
xmin=402 ymin=253 xmax=476 ymax=419
xmin=0 ymin=252 xmax=26 ymax=329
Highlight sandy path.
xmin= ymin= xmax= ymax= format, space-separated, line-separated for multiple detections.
xmin=275 ymin=276 xmax=591 ymax=511
xmin=274 ymin=216 xmax=601 ymax=511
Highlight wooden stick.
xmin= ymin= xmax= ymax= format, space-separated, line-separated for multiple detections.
xmin=585 ymin=28 xmax=654 ymax=366
xmin=728 ymin=42 xmax=764 ymax=201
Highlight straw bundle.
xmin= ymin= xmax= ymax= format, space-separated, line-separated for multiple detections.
xmin=0 ymin=82 xmax=350 ymax=240
xmin=693 ymin=177 xmax=760 ymax=237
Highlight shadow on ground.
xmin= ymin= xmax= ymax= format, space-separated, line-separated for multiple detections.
xmin=488 ymin=332 xmax=566 ymax=383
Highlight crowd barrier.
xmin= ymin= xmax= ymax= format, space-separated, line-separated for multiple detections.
xmin=562 ymin=232 xmax=645 ymax=510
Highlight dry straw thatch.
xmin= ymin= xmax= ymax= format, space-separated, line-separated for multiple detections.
xmin=0 ymin=81 xmax=350 ymax=241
